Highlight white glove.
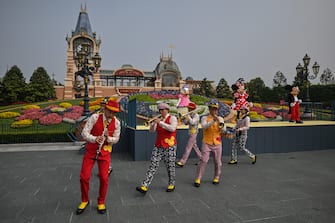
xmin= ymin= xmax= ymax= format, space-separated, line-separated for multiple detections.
xmin=298 ymin=99 xmax=302 ymax=103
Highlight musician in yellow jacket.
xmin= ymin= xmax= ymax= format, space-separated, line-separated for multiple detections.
xmin=76 ymin=98 xmax=121 ymax=215
xmin=194 ymin=101 xmax=226 ymax=187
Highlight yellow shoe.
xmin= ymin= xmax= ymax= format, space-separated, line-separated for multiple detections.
xmin=212 ymin=177 xmax=220 ymax=185
xmin=175 ymin=161 xmax=184 ymax=167
xmin=76 ymin=201 xmax=89 ymax=215
xmin=166 ymin=185 xmax=175 ymax=192
xmin=251 ymin=155 xmax=257 ymax=164
xmin=136 ymin=185 xmax=148 ymax=194
xmin=194 ymin=179 xmax=201 ymax=187
xmin=228 ymin=160 xmax=237 ymax=165
xmin=97 ymin=204 xmax=106 ymax=214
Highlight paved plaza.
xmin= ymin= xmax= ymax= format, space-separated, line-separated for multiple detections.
xmin=0 ymin=143 xmax=335 ymax=223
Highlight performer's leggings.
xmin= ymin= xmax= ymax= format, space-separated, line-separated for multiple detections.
xmin=196 ymin=143 xmax=222 ymax=180
xmin=142 ymin=146 xmax=176 ymax=187
xmin=80 ymin=154 xmax=110 ymax=204
xmin=231 ymin=133 xmax=254 ymax=161
xmin=179 ymin=134 xmax=201 ymax=164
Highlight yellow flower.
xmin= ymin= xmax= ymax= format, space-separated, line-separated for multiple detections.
xmin=0 ymin=111 xmax=21 ymax=119
xmin=59 ymin=102 xmax=72 ymax=108
xmin=22 ymin=104 xmax=40 ymax=110
xmin=11 ymin=119 xmax=33 ymax=128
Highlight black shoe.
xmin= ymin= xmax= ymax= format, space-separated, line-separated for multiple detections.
xmin=97 ymin=204 xmax=106 ymax=214
xmin=252 ymin=155 xmax=257 ymax=164
xmin=194 ymin=179 xmax=201 ymax=187
xmin=166 ymin=185 xmax=175 ymax=192
xmin=289 ymin=120 xmax=294 ymax=123
xmin=76 ymin=201 xmax=89 ymax=215
xmin=296 ymin=120 xmax=303 ymax=124
xmin=175 ymin=161 xmax=184 ymax=168
xmin=136 ymin=186 xmax=148 ymax=194
xmin=212 ymin=178 xmax=220 ymax=185
xmin=108 ymin=167 xmax=113 ymax=176
xmin=228 ymin=160 xmax=237 ymax=165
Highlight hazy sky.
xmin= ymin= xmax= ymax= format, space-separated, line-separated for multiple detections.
xmin=1 ymin=0 xmax=334 ymax=87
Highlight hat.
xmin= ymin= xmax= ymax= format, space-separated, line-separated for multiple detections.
xmin=100 ymin=96 xmax=110 ymax=105
xmin=105 ymin=99 xmax=120 ymax=112
xmin=187 ymin=102 xmax=196 ymax=110
xmin=208 ymin=102 xmax=219 ymax=109
xmin=157 ymin=103 xmax=170 ymax=110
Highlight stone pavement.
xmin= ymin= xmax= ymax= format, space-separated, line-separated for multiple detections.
xmin=0 ymin=144 xmax=335 ymax=223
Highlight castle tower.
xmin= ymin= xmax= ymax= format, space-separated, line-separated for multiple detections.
xmin=64 ymin=4 xmax=103 ymax=99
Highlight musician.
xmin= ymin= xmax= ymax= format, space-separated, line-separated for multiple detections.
xmin=194 ymin=101 xmax=226 ymax=187
xmin=99 ymin=97 xmax=113 ymax=175
xmin=228 ymin=104 xmax=256 ymax=165
xmin=76 ymin=98 xmax=121 ymax=215
xmin=136 ymin=102 xmax=178 ymax=194
xmin=176 ymin=102 xmax=202 ymax=167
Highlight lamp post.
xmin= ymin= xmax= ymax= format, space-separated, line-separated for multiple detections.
xmin=74 ymin=42 xmax=102 ymax=117
xmin=295 ymin=54 xmax=320 ymax=118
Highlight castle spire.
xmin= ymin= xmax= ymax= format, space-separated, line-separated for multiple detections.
xmin=74 ymin=3 xmax=93 ymax=36
xmin=80 ymin=3 xmax=87 ymax=12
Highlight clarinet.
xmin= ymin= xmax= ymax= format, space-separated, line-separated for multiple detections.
xmin=94 ymin=120 xmax=111 ymax=160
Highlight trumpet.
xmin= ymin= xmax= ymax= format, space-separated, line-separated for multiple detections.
xmin=178 ymin=109 xmax=200 ymax=119
xmin=213 ymin=115 xmax=225 ymax=129
xmin=144 ymin=115 xmax=162 ymax=127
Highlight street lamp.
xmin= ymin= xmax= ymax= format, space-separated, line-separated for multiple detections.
xmin=74 ymin=42 xmax=102 ymax=117
xmin=295 ymin=54 xmax=320 ymax=118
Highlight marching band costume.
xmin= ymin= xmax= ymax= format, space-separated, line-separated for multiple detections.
xmin=194 ymin=102 xmax=226 ymax=187
xmin=228 ymin=105 xmax=256 ymax=165
xmin=136 ymin=103 xmax=178 ymax=194
xmin=76 ymin=99 xmax=121 ymax=215
xmin=176 ymin=102 xmax=201 ymax=167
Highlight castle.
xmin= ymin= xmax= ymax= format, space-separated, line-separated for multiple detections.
xmin=55 ymin=5 xmax=202 ymax=100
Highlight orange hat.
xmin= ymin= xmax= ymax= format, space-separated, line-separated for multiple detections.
xmin=187 ymin=102 xmax=196 ymax=110
xmin=105 ymin=98 xmax=120 ymax=112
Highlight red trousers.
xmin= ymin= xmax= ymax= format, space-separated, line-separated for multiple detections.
xmin=290 ymin=103 xmax=301 ymax=122
xmin=80 ymin=153 xmax=110 ymax=204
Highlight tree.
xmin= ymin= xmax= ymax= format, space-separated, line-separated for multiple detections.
xmin=25 ymin=67 xmax=56 ymax=102
xmin=216 ymin=78 xmax=232 ymax=99
xmin=320 ymin=68 xmax=334 ymax=85
xmin=273 ymin=71 xmax=287 ymax=87
xmin=199 ymin=78 xmax=215 ymax=98
xmin=1 ymin=65 xmax=27 ymax=105
xmin=246 ymin=77 xmax=266 ymax=102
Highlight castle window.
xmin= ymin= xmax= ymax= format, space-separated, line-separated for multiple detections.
xmin=162 ymin=73 xmax=177 ymax=87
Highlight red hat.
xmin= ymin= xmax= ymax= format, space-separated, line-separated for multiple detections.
xmin=105 ymin=99 xmax=120 ymax=112
xmin=187 ymin=102 xmax=196 ymax=110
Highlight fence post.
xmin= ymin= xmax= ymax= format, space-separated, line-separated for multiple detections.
xmin=331 ymin=100 xmax=335 ymax=121
xmin=127 ymin=99 xmax=137 ymax=128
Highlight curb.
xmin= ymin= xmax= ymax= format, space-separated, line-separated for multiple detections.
xmin=0 ymin=142 xmax=83 ymax=152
